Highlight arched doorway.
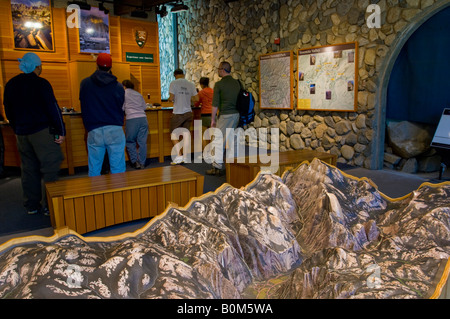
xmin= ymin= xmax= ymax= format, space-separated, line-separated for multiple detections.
xmin=372 ymin=1 xmax=450 ymax=169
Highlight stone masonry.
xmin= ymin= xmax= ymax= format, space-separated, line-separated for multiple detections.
xmin=165 ymin=0 xmax=445 ymax=169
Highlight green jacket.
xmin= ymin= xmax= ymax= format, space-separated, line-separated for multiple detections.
xmin=212 ymin=75 xmax=240 ymax=115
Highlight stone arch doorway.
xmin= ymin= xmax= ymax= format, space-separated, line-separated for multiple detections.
xmin=372 ymin=1 xmax=450 ymax=170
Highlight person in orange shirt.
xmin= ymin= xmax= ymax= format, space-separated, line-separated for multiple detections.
xmin=195 ymin=77 xmax=213 ymax=127
xmin=195 ymin=77 xmax=213 ymax=150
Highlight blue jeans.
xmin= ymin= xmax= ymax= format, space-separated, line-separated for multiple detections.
xmin=87 ymin=125 xmax=126 ymax=177
xmin=125 ymin=117 xmax=149 ymax=165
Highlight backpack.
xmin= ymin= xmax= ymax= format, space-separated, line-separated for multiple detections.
xmin=236 ymin=80 xmax=255 ymax=127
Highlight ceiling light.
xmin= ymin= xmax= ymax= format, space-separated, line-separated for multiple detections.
xmin=67 ymin=1 xmax=91 ymax=10
xmin=171 ymin=3 xmax=188 ymax=13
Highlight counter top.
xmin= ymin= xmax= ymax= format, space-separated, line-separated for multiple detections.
xmin=61 ymin=106 xmax=201 ymax=115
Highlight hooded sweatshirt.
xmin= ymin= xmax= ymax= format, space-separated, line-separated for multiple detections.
xmin=79 ymin=70 xmax=125 ymax=132
xmin=3 ymin=72 xmax=66 ymax=136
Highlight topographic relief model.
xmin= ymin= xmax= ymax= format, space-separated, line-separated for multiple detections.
xmin=0 ymin=159 xmax=449 ymax=299
xmin=260 ymin=52 xmax=292 ymax=109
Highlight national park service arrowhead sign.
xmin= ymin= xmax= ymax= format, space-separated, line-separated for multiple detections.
xmin=134 ymin=28 xmax=147 ymax=48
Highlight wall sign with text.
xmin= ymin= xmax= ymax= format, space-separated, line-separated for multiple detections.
xmin=297 ymin=42 xmax=358 ymax=112
xmin=125 ymin=52 xmax=154 ymax=63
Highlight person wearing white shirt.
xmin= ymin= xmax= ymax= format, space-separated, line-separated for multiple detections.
xmin=168 ymin=68 xmax=198 ymax=165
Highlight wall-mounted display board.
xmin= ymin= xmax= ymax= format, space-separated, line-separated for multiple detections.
xmin=78 ymin=7 xmax=110 ymax=54
xmin=297 ymin=42 xmax=358 ymax=112
xmin=10 ymin=0 xmax=54 ymax=51
xmin=259 ymin=51 xmax=294 ymax=110
xmin=431 ymin=108 xmax=450 ymax=149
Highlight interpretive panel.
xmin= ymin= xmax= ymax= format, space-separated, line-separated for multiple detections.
xmin=10 ymin=0 xmax=54 ymax=51
xmin=431 ymin=108 xmax=450 ymax=149
xmin=297 ymin=42 xmax=358 ymax=112
xmin=259 ymin=51 xmax=293 ymax=110
xmin=78 ymin=6 xmax=110 ymax=54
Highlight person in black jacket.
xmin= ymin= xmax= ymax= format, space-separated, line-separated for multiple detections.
xmin=0 ymin=113 xmax=5 ymax=179
xmin=79 ymin=53 xmax=125 ymax=177
xmin=3 ymin=52 xmax=65 ymax=215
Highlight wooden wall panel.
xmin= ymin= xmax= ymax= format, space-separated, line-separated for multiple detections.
xmin=129 ymin=64 xmax=142 ymax=91
xmin=120 ymin=19 xmax=159 ymax=65
xmin=0 ymin=4 xmax=161 ymax=115
xmin=69 ymin=60 xmax=130 ymax=111
xmin=129 ymin=64 xmax=161 ymax=104
xmin=1 ymin=59 xmax=71 ymax=111
xmin=66 ymin=9 xmax=121 ymax=63
xmin=141 ymin=65 xmax=162 ymax=104
xmin=41 ymin=62 xmax=72 ymax=108
xmin=0 ymin=5 xmax=68 ymax=63
xmin=0 ymin=6 xmax=70 ymax=115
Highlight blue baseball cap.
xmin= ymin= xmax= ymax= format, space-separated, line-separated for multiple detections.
xmin=18 ymin=52 xmax=41 ymax=74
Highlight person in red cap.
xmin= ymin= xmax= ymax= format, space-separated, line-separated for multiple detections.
xmin=79 ymin=53 xmax=126 ymax=177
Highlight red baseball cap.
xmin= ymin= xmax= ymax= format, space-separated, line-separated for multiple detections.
xmin=96 ymin=53 xmax=112 ymax=68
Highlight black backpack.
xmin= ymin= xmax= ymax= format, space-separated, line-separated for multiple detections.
xmin=236 ymin=80 xmax=255 ymax=127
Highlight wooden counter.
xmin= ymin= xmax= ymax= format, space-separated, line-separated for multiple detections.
xmin=1 ymin=106 xmax=201 ymax=174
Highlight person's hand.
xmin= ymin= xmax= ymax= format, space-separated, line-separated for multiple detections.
xmin=54 ymin=135 xmax=65 ymax=144
xmin=210 ymin=119 xmax=216 ymax=128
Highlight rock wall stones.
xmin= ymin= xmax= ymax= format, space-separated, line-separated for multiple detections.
xmin=385 ymin=120 xmax=442 ymax=173
xmin=158 ymin=14 xmax=176 ymax=100
xmin=173 ymin=0 xmax=442 ymax=168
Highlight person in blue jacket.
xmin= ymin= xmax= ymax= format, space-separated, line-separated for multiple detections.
xmin=3 ymin=52 xmax=66 ymax=215
xmin=79 ymin=53 xmax=126 ymax=177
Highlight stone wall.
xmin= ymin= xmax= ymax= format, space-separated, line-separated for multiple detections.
xmin=158 ymin=14 xmax=176 ymax=100
xmin=175 ymin=0 xmax=445 ymax=168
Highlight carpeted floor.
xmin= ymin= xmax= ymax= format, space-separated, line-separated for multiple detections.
xmin=0 ymin=156 xmax=227 ymax=239
xmin=0 ymin=156 xmax=449 ymax=245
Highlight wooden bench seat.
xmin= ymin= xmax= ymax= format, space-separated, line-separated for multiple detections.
xmin=45 ymin=166 xmax=204 ymax=234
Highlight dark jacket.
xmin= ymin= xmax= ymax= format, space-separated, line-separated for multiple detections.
xmin=79 ymin=70 xmax=125 ymax=132
xmin=3 ymin=72 xmax=65 ymax=136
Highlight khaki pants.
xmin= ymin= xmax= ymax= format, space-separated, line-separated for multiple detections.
xmin=212 ymin=113 xmax=240 ymax=169
xmin=16 ymin=128 xmax=64 ymax=211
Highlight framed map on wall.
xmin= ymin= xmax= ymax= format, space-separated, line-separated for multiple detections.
xmin=259 ymin=51 xmax=294 ymax=110
xmin=297 ymin=42 xmax=358 ymax=112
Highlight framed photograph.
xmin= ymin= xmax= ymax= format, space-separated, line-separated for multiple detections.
xmin=10 ymin=0 xmax=54 ymax=51
xmin=259 ymin=51 xmax=294 ymax=110
xmin=297 ymin=42 xmax=358 ymax=112
xmin=78 ymin=6 xmax=110 ymax=54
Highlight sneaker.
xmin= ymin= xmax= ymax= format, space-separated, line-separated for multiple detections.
xmin=205 ymin=167 xmax=224 ymax=176
xmin=27 ymin=209 xmax=39 ymax=215
xmin=134 ymin=162 xmax=142 ymax=169
xmin=42 ymin=207 xmax=50 ymax=216
xmin=171 ymin=156 xmax=184 ymax=166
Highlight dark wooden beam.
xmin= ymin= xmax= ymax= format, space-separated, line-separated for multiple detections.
xmin=113 ymin=0 xmax=175 ymax=16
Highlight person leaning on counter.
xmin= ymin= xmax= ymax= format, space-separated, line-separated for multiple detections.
xmin=3 ymin=52 xmax=66 ymax=216
xmin=79 ymin=53 xmax=126 ymax=177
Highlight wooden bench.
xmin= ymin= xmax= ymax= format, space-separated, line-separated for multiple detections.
xmin=45 ymin=166 xmax=204 ymax=234
xmin=225 ymin=149 xmax=337 ymax=188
